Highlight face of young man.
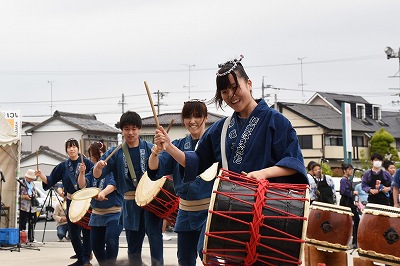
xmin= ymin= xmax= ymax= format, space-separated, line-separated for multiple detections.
xmin=66 ymin=144 xmax=79 ymax=160
xmin=122 ymin=125 xmax=140 ymax=147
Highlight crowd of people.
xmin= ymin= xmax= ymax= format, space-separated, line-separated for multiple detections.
xmin=19 ymin=55 xmax=400 ymax=265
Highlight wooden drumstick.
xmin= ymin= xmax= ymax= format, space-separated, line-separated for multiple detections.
xmin=166 ymin=119 xmax=174 ymax=133
xmin=80 ymin=139 xmax=84 ymax=163
xmin=104 ymin=143 xmax=122 ymax=163
xmin=36 ymin=149 xmax=39 ymax=170
xmin=144 ymin=81 xmax=164 ymax=149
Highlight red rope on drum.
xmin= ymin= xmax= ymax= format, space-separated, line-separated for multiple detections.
xmin=203 ymin=169 xmax=308 ymax=265
xmin=243 ymin=178 xmax=267 ymax=265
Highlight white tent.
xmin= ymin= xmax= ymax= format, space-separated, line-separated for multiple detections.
xmin=0 ymin=113 xmax=20 ymax=228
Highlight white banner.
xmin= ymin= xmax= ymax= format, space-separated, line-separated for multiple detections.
xmin=1 ymin=110 xmax=22 ymax=137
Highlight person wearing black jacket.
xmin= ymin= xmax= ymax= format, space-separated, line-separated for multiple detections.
xmin=339 ymin=163 xmax=359 ymax=248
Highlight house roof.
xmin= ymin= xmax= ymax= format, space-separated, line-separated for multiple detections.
xmin=141 ymin=112 xmax=226 ymax=127
xmin=281 ymin=102 xmax=375 ymax=132
xmin=21 ymin=145 xmax=68 ymax=161
xmin=381 ymin=110 xmax=400 ymax=138
xmin=307 ymin=92 xmax=370 ymax=112
xmin=26 ymin=110 xmax=121 ymax=134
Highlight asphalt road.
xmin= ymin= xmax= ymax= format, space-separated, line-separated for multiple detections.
xmin=33 ymin=219 xmax=177 ymax=244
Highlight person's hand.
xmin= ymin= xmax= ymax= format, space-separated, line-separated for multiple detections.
xmin=154 ymin=126 xmax=171 ymax=150
xmin=247 ymin=170 xmax=266 ymax=181
xmin=35 ymin=169 xmax=42 ymax=177
xmin=79 ymin=163 xmax=86 ymax=173
xmin=369 ymin=188 xmax=379 ymax=195
xmin=353 ymin=191 xmax=358 ymax=195
xmin=95 ymin=191 xmax=107 ymax=201
xmin=96 ymin=160 xmax=107 ymax=170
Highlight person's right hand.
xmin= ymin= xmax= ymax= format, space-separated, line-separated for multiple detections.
xmin=96 ymin=160 xmax=107 ymax=170
xmin=154 ymin=126 xmax=171 ymax=150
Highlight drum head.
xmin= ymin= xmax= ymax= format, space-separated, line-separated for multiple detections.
xmin=310 ymin=201 xmax=353 ymax=216
xmin=135 ymin=172 xmax=167 ymax=206
xmin=200 ymin=162 xmax=219 ymax=181
xmin=71 ymin=187 xmax=100 ymax=200
xmin=69 ymin=198 xmax=91 ymax=223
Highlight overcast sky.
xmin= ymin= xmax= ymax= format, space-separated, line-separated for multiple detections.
xmin=1 ymin=0 xmax=400 ymax=126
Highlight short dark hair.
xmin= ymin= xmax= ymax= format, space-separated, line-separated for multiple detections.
xmin=307 ymin=161 xmax=317 ymax=171
xmin=341 ymin=163 xmax=354 ymax=170
xmin=181 ymin=100 xmax=208 ymax=121
xmin=65 ymin=138 xmax=79 ymax=152
xmin=382 ymin=160 xmax=395 ymax=170
xmin=371 ymin=153 xmax=383 ymax=161
xmin=119 ymin=111 xmax=142 ymax=130
xmin=310 ymin=162 xmax=321 ymax=170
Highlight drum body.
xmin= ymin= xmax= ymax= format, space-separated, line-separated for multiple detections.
xmin=358 ymin=203 xmax=400 ymax=265
xmin=203 ymin=170 xmax=309 ymax=266
xmin=69 ymin=198 xmax=92 ymax=230
xmin=306 ymin=202 xmax=353 ymax=251
xmin=136 ymin=174 xmax=179 ymax=225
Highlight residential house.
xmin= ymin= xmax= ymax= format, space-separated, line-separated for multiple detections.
xmin=21 ymin=110 xmax=121 ymax=177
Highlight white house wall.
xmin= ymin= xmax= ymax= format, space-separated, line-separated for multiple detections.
xmin=32 ymin=131 xmax=82 ymax=155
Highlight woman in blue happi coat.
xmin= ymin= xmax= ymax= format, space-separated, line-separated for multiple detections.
xmin=78 ymin=141 xmax=123 ymax=266
xmin=153 ymin=55 xmax=308 ymax=186
xmin=36 ymin=138 xmax=93 ymax=266
xmin=148 ymin=100 xmax=213 ymax=266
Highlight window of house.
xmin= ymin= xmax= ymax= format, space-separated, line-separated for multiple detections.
xmin=372 ymin=105 xmax=381 ymax=120
xmin=325 ymin=135 xmax=343 ymax=146
xmin=298 ymin=135 xmax=312 ymax=149
xmin=352 ymin=136 xmax=364 ymax=147
xmin=356 ymin=104 xmax=365 ymax=119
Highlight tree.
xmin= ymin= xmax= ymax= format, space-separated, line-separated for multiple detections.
xmin=370 ymin=128 xmax=399 ymax=161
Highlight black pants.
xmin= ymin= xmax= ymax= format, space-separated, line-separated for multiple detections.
xmin=19 ymin=210 xmax=37 ymax=242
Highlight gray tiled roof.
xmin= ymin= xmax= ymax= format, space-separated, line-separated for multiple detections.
xmin=381 ymin=110 xmax=400 ymax=138
xmin=142 ymin=112 xmax=225 ymax=127
xmin=281 ymin=103 xmax=374 ymax=132
xmin=312 ymin=92 xmax=369 ymax=110
xmin=21 ymin=145 xmax=68 ymax=161
xmin=26 ymin=110 xmax=121 ymax=134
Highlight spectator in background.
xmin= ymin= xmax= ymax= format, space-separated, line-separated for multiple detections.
xmin=339 ymin=163 xmax=359 ymax=248
xmin=53 ymin=198 xmax=69 ymax=241
xmin=306 ymin=161 xmax=317 ymax=204
xmin=392 ymin=167 xmax=400 ymax=208
xmin=361 ymin=153 xmax=392 ymax=206
xmin=383 ymin=160 xmax=396 ymax=206
xmin=354 ymin=183 xmax=368 ymax=214
xmin=310 ymin=162 xmax=336 ymax=204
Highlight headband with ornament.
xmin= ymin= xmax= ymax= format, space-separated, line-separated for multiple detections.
xmin=216 ymin=54 xmax=244 ymax=77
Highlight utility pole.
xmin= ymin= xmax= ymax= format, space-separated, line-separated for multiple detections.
xmin=118 ymin=93 xmax=127 ymax=114
xmin=183 ymin=64 xmax=195 ymax=100
xmin=298 ymin=57 xmax=306 ymax=103
xmin=262 ymin=76 xmax=268 ymax=99
xmin=153 ymin=90 xmax=167 ymax=115
xmin=48 ymin=81 xmax=55 ymax=115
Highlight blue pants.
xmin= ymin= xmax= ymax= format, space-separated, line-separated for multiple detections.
xmin=56 ymin=223 xmax=68 ymax=240
xmin=91 ymin=219 xmax=123 ymax=265
xmin=67 ymin=201 xmax=92 ymax=264
xmin=177 ymin=229 xmax=203 ymax=266
xmin=126 ymin=210 xmax=163 ymax=266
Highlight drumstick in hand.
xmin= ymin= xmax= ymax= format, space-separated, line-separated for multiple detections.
xmin=80 ymin=139 xmax=84 ymax=164
xmin=166 ymin=119 xmax=174 ymax=133
xmin=104 ymin=144 xmax=122 ymax=163
xmin=144 ymin=81 xmax=164 ymax=150
xmin=36 ymin=149 xmax=39 ymax=171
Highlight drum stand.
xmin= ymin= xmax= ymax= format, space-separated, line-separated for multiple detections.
xmin=6 ymin=179 xmax=40 ymax=252
xmin=40 ymin=187 xmax=64 ymax=243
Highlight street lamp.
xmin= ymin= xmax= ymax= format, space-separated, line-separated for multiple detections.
xmin=385 ymin=46 xmax=400 ymax=90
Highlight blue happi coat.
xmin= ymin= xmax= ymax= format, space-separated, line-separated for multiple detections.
xmin=85 ymin=172 xmax=123 ymax=226
xmin=148 ymin=135 xmax=214 ymax=231
xmin=98 ymin=139 xmax=153 ymax=230
xmin=43 ymin=155 xmax=94 ymax=194
xmin=185 ymin=99 xmax=308 ymax=184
